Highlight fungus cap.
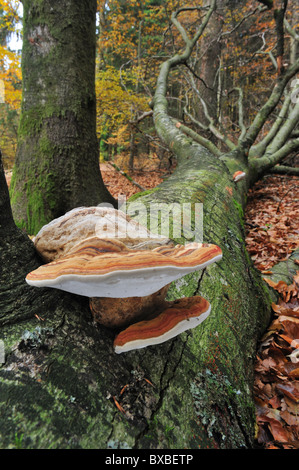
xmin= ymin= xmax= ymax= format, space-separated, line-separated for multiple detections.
xmin=233 ymin=171 xmax=246 ymax=182
xmin=26 ymin=238 xmax=222 ymax=298
xmin=113 ymin=296 xmax=211 ymax=353
xmin=33 ymin=206 xmax=171 ymax=262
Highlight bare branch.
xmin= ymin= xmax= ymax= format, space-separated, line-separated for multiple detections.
xmin=284 ymin=19 xmax=299 ymax=42
xmin=129 ymin=110 xmax=153 ymax=125
xmin=220 ymin=5 xmax=268 ymax=39
xmin=153 ymin=0 xmax=217 ymax=158
xmin=264 ymin=98 xmax=299 ymax=155
xmin=173 ymin=120 xmax=222 ymax=157
xmin=170 ymin=2 xmax=217 ymax=59
xmin=254 ymin=136 xmax=299 ymax=172
xmin=185 ymin=72 xmax=236 ymax=150
xmin=268 ymin=164 xmax=299 ymax=176
xmin=248 ymin=90 xmax=292 ymax=158
xmin=184 ymin=63 xmax=214 ymax=92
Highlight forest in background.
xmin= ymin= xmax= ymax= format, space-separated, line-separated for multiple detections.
xmin=1 ymin=0 xmax=298 ymax=172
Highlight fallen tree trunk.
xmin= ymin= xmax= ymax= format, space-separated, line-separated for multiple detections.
xmin=0 ymin=138 xmax=272 ymax=449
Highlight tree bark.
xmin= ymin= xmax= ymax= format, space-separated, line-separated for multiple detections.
xmin=9 ymin=0 xmax=115 ymax=235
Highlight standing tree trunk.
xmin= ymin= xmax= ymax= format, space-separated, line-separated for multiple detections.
xmin=10 ymin=0 xmax=115 ymax=235
xmin=195 ymin=0 xmax=224 ymax=129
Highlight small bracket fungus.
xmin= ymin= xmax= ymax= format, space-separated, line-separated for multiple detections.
xmin=26 ymin=207 xmax=223 ymax=353
xmin=113 ymin=296 xmax=211 ymax=353
xmin=233 ymin=171 xmax=246 ymax=182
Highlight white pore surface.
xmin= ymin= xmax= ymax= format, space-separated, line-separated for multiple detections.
xmin=26 ymin=253 xmax=222 ymax=298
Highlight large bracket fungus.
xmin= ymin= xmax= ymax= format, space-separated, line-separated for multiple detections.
xmin=26 ymin=207 xmax=222 ymax=353
xmin=33 ymin=206 xmax=171 ymax=263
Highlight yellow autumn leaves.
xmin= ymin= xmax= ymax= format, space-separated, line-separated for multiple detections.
xmin=0 ymin=0 xmax=22 ymax=166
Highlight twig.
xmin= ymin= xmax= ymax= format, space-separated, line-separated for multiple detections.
xmin=107 ymin=162 xmax=146 ymax=191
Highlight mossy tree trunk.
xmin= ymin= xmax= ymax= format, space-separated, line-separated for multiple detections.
xmin=10 ymin=0 xmax=115 ymax=235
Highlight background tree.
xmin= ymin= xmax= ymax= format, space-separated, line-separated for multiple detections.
xmin=9 ymin=0 xmax=115 ymax=235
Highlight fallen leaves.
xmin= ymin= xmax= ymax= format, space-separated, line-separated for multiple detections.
xmin=254 ymin=291 xmax=299 ymax=449
xmin=100 ymin=161 xmax=165 ymax=200
xmin=264 ymin=271 xmax=299 ymax=303
xmin=245 ymin=175 xmax=299 ymax=271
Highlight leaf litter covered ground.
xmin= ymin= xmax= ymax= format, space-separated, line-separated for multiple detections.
xmin=5 ymin=163 xmax=299 ymax=449
xmin=245 ymin=175 xmax=299 ymax=449
xmin=100 ymin=153 xmax=169 ymax=200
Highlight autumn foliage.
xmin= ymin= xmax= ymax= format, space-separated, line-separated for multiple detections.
xmin=0 ymin=0 xmax=21 ymax=167
xmin=254 ymin=274 xmax=299 ymax=449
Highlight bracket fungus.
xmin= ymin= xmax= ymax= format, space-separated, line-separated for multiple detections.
xmin=233 ymin=170 xmax=246 ymax=182
xmin=26 ymin=237 xmax=222 ymax=298
xmin=26 ymin=207 xmax=222 ymax=353
xmin=33 ymin=206 xmax=171 ymax=263
xmin=113 ymin=296 xmax=211 ymax=354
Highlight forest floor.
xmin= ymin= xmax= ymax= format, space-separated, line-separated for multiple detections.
xmin=245 ymin=174 xmax=299 ymax=449
xmin=5 ymin=160 xmax=299 ymax=449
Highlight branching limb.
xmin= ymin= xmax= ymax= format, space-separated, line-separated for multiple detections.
xmin=268 ymin=164 xmax=299 ymax=176
xmin=153 ymin=1 xmax=217 ymax=157
xmin=242 ymin=57 xmax=299 ymax=151
xmin=231 ymin=87 xmax=247 ymax=143
xmin=185 ymin=71 xmax=236 ymax=150
xmin=284 ymin=18 xmax=299 ymax=42
xmin=173 ymin=119 xmax=222 ymax=157
xmin=129 ymin=110 xmax=153 ymax=125
xmin=257 ymin=32 xmax=278 ymax=70
xmin=264 ymin=98 xmax=299 ymax=156
xmin=248 ymin=91 xmax=292 ymax=158
xmin=220 ymin=5 xmax=268 ymax=39
xmin=253 ymin=136 xmax=299 ymax=173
